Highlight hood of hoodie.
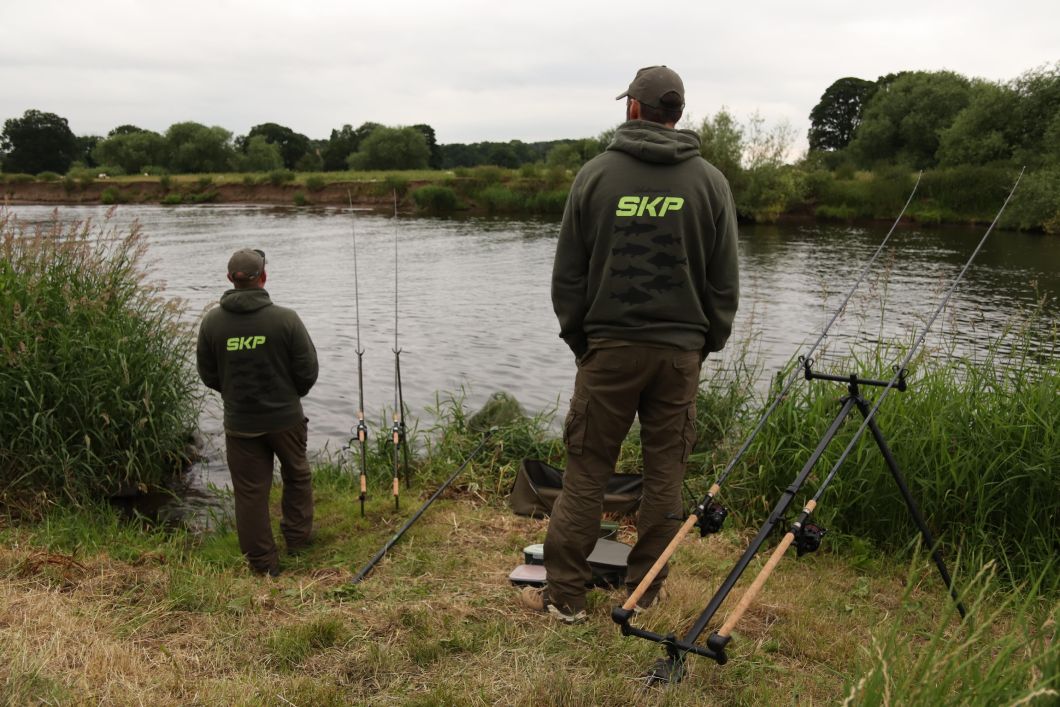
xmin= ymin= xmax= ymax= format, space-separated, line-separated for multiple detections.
xmin=219 ymin=288 xmax=274 ymax=314
xmin=607 ymin=120 xmax=702 ymax=165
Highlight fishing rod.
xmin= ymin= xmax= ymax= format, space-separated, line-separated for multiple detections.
xmin=390 ymin=189 xmax=411 ymax=510
xmin=616 ymin=172 xmax=923 ymax=619
xmin=347 ymin=191 xmax=370 ymax=517
xmin=350 ymin=428 xmax=496 ymax=583
xmin=625 ymin=168 xmax=1024 ymax=684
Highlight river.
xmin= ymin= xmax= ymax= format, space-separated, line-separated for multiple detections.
xmin=6 ymin=204 xmax=1058 ymax=490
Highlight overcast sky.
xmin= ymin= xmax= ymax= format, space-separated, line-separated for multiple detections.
xmin=2 ymin=1 xmax=1057 ymax=153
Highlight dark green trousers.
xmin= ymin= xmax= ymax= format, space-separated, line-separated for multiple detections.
xmin=544 ymin=342 xmax=700 ymax=613
xmin=224 ymin=418 xmax=314 ymax=573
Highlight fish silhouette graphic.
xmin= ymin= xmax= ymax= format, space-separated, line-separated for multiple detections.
xmin=612 ymin=243 xmax=651 ymax=257
xmin=651 ymin=233 xmax=680 ymax=246
xmin=610 ymin=287 xmax=654 ymax=304
xmin=648 ymin=252 xmax=687 ymax=268
xmin=642 ymin=275 xmax=682 ymax=292
xmin=610 ymin=264 xmax=653 ymax=279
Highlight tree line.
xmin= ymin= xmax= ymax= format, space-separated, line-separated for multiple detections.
xmin=0 ymin=112 xmax=605 ymax=177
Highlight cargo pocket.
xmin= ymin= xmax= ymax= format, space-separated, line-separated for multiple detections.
xmin=563 ymin=393 xmax=590 ymax=456
xmin=681 ymin=405 xmax=698 ymax=463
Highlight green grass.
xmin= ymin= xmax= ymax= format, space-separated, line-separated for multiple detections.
xmin=0 ymin=213 xmax=201 ymax=511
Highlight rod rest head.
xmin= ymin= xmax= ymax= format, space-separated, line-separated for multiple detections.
xmin=706 ymin=632 xmax=730 ymax=664
xmin=611 ymin=606 xmax=634 ymax=626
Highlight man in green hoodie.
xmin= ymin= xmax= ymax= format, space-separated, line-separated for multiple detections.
xmin=522 ymin=66 xmax=739 ymax=623
xmin=197 ymin=249 xmax=319 ymax=577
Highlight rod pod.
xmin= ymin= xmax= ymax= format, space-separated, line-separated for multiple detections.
xmin=615 ymin=174 xmax=923 ymax=625
xmin=350 ymin=428 xmax=495 ymax=584
xmin=622 ymin=168 xmax=1023 ymax=684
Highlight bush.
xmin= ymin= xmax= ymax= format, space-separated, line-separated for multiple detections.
xmin=100 ymin=187 xmax=127 ymax=205
xmin=196 ymin=176 xmax=214 ymax=189
xmin=0 ymin=214 xmax=201 ymax=509
xmin=187 ymin=190 xmax=219 ymax=204
xmin=292 ymin=191 xmax=308 ymax=206
xmin=382 ymin=174 xmax=410 ymax=197
xmin=161 ymin=193 xmax=183 ymax=205
xmin=475 ymin=185 xmax=523 ymax=213
xmin=141 ymin=165 xmax=169 ymax=177
xmin=412 ymin=185 xmax=460 ymax=213
xmin=159 ymin=174 xmax=172 ymax=191
xmin=305 ymin=175 xmax=326 ymax=192
xmin=242 ymin=174 xmax=258 ymax=186
xmin=2 ymin=173 xmax=35 ymax=184
xmin=267 ymin=169 xmax=296 ymax=186
xmin=35 ymin=171 xmax=61 ymax=182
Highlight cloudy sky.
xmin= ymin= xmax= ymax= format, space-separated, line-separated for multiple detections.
xmin=2 ymin=0 xmax=1056 ymax=152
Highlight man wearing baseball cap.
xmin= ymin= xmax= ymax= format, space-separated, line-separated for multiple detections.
xmin=522 ymin=66 xmax=740 ymax=622
xmin=197 ymin=248 xmax=319 ymax=576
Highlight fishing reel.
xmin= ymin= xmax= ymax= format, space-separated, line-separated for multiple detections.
xmin=794 ymin=522 xmax=827 ymax=557
xmin=697 ymin=502 xmax=729 ymax=536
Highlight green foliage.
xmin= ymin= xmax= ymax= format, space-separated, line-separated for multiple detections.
xmin=936 ymin=82 xmax=1020 ymax=166
xmin=35 ymin=171 xmax=61 ymax=182
xmin=164 ymin=122 xmax=236 ymax=173
xmin=382 ymin=174 xmax=410 ymax=196
xmin=267 ymin=169 xmax=295 ymax=186
xmin=348 ymin=126 xmax=430 ymax=171
xmin=475 ymin=185 xmax=523 ymax=213
xmin=411 ymin=184 xmax=460 ymax=213
xmin=99 ymin=187 xmax=127 ymax=205
xmin=849 ymin=71 xmax=975 ymax=169
xmin=1001 ymin=168 xmax=1060 ymax=233
xmin=142 ymin=165 xmax=169 ymax=177
xmin=292 ymin=191 xmax=308 ymax=206
xmin=160 ymin=193 xmax=183 ymax=205
xmin=1 ymin=173 xmax=34 ymax=184
xmin=845 ymin=562 xmax=1059 ymax=705
xmin=698 ymin=108 xmax=744 ymax=178
xmin=1 ymin=109 xmax=79 ymax=174
xmin=243 ymin=122 xmax=310 ymax=170
xmin=808 ymin=77 xmax=878 ymax=151
xmin=92 ymin=130 xmax=166 ymax=174
xmin=304 ymin=175 xmax=326 ymax=192
xmin=0 ymin=214 xmax=201 ymax=509
xmin=158 ymin=174 xmax=172 ymax=191
xmin=187 ymin=190 xmax=219 ymax=204
xmin=239 ymin=135 xmax=283 ymax=172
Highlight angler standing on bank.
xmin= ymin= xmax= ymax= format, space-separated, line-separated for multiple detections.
xmin=197 ymin=249 xmax=319 ymax=577
xmin=522 ymin=66 xmax=740 ymax=623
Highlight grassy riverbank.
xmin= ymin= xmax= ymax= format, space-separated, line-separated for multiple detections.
xmin=3 ymin=164 xmax=1058 ymax=231
xmin=1 ymin=468 xmax=1056 ymax=705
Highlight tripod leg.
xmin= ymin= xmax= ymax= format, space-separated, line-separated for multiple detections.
xmin=859 ymin=405 xmax=967 ymax=618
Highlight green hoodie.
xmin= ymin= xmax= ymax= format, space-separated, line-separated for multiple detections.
xmin=551 ymin=120 xmax=739 ymax=357
xmin=196 ymin=288 xmax=318 ymax=434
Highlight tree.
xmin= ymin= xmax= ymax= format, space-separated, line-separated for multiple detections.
xmin=1010 ymin=62 xmax=1060 ymax=167
xmin=244 ymin=122 xmax=310 ymax=170
xmin=77 ymin=135 xmax=102 ymax=168
xmin=0 ymin=109 xmax=79 ymax=174
xmin=321 ymin=122 xmax=382 ymax=170
xmin=849 ymin=71 xmax=974 ymax=168
xmin=698 ymin=109 xmax=743 ymax=178
xmin=164 ymin=122 xmax=236 ymax=173
xmin=93 ymin=130 xmax=167 ymax=174
xmin=412 ymin=124 xmax=442 ymax=168
xmin=239 ymin=135 xmax=284 ymax=172
xmin=108 ymin=124 xmax=146 ymax=137
xmin=347 ymin=126 xmax=429 ymax=170
xmin=808 ymin=77 xmax=877 ymax=151
xmin=936 ymin=82 xmax=1019 ymax=166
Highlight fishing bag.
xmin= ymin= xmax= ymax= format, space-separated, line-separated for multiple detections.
xmin=510 ymin=459 xmax=643 ymax=518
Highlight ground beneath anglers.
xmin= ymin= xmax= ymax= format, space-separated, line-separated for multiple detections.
xmin=0 ymin=495 xmax=963 ymax=705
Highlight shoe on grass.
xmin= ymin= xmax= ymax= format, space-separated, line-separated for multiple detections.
xmin=518 ymin=586 xmax=587 ymax=625
xmin=631 ymin=586 xmax=668 ymax=615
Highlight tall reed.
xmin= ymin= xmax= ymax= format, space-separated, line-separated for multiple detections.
xmin=0 ymin=211 xmax=202 ymax=511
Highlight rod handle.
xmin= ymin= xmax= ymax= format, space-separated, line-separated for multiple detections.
xmin=360 ymin=475 xmax=367 ymax=493
xmin=393 ymin=478 xmax=399 ymax=496
xmin=716 ymin=499 xmax=816 ymax=638
xmin=623 ymin=513 xmax=699 ymax=612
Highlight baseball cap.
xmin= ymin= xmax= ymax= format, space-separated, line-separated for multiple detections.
xmin=616 ymin=65 xmax=685 ymax=109
xmin=227 ymin=248 xmax=266 ymax=281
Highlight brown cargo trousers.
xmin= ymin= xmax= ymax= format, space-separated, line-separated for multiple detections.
xmin=224 ymin=418 xmax=314 ymax=574
xmin=544 ymin=342 xmax=700 ymax=613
